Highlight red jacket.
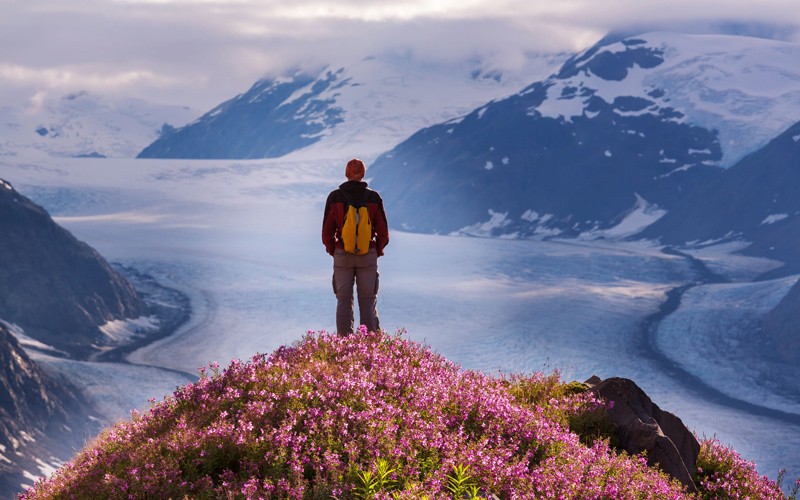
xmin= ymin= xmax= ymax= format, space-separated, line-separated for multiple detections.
xmin=322 ymin=181 xmax=389 ymax=256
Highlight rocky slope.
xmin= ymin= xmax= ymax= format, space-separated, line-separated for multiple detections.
xmin=640 ymin=120 xmax=800 ymax=274
xmin=0 ymin=178 xmax=148 ymax=359
xmin=0 ymin=323 xmax=92 ymax=496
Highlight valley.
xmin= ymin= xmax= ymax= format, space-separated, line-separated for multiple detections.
xmin=2 ymin=155 xmax=798 ymax=492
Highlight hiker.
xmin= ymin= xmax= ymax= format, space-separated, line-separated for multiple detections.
xmin=322 ymin=158 xmax=389 ymax=335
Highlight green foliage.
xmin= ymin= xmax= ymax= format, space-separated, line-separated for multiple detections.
xmin=568 ymin=404 xmax=619 ymax=449
xmin=562 ymin=380 xmax=590 ymax=395
xmin=354 ymin=458 xmax=398 ymax=499
xmin=504 ymin=371 xmax=618 ymax=448
xmin=445 ymin=464 xmax=483 ymax=499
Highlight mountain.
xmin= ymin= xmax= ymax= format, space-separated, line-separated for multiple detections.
xmin=137 ymin=53 xmax=568 ymax=160
xmin=0 ymin=91 xmax=198 ymax=158
xmin=367 ymin=32 xmax=800 ymax=237
xmin=0 ymin=178 xmax=148 ymax=358
xmin=640 ymin=120 xmax=800 ymax=273
xmin=0 ymin=322 xmax=92 ymax=497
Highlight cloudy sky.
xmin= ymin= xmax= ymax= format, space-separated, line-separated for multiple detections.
xmin=1 ymin=0 xmax=798 ymax=112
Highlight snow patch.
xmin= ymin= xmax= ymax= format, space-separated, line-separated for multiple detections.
xmin=277 ymin=80 xmax=316 ymax=108
xmin=604 ymin=150 xmax=612 ymax=157
xmin=659 ymin=164 xmax=693 ymax=178
xmin=501 ymin=157 xmax=510 ymax=165
xmin=35 ymin=458 xmax=61 ymax=478
xmin=520 ymin=210 xmax=555 ymax=225
xmin=1 ymin=179 xmax=12 ymax=190
xmin=761 ymin=213 xmax=788 ymax=225
xmin=484 ymin=161 xmax=494 ymax=170
xmin=794 ymin=134 xmax=800 ymax=142
xmin=583 ymin=194 xmax=666 ymax=239
xmin=99 ymin=315 xmax=160 ymax=344
xmin=535 ymin=84 xmax=585 ymax=123
xmin=1 ymin=320 xmax=70 ymax=356
xmin=453 ymin=210 xmax=511 ymax=237
xmin=22 ymin=470 xmax=40 ymax=490
xmin=521 ymin=209 xmax=540 ymax=222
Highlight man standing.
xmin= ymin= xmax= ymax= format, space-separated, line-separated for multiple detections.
xmin=322 ymin=158 xmax=389 ymax=335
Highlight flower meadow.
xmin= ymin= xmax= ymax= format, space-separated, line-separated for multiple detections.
xmin=21 ymin=329 xmax=791 ymax=499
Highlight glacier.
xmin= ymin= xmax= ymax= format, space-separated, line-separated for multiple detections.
xmin=2 ymin=154 xmax=798 ymax=490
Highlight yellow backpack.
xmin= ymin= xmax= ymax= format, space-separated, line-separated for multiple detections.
xmin=341 ymin=191 xmax=372 ymax=255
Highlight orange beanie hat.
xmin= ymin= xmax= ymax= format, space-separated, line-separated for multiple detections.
xmin=345 ymin=158 xmax=366 ymax=180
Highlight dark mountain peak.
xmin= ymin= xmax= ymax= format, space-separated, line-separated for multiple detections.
xmin=138 ymin=66 xmax=348 ymax=159
xmin=557 ymin=35 xmax=665 ymax=81
xmin=0 ymin=178 xmax=47 ymax=217
xmin=0 ymin=179 xmax=148 ymax=358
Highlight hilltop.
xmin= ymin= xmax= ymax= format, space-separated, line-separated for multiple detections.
xmin=20 ymin=329 xmax=790 ymax=499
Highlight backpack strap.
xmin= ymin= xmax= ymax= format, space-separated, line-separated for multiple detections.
xmin=340 ymin=188 xmax=369 ymax=207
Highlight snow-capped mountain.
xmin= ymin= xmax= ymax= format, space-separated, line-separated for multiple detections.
xmin=0 ymin=91 xmax=198 ymax=158
xmin=138 ymin=53 xmax=569 ymax=160
xmin=547 ymin=32 xmax=800 ymax=168
xmin=367 ymin=32 xmax=800 ymax=238
xmin=640 ymin=119 xmax=800 ymax=274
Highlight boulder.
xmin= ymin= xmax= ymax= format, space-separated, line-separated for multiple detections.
xmin=584 ymin=376 xmax=700 ymax=493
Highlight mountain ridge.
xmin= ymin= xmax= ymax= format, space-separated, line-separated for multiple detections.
xmin=367 ymin=31 xmax=800 ymax=245
xmin=136 ymin=52 xmax=569 ymax=160
xmin=0 ymin=178 xmax=149 ymax=359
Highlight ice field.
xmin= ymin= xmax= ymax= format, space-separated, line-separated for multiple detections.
xmin=2 ymin=154 xmax=798 ymax=486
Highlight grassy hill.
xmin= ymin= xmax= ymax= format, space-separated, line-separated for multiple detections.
xmin=20 ymin=329 xmax=793 ymax=499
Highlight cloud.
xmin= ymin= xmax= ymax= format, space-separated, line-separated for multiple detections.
xmin=0 ymin=0 xmax=798 ymax=111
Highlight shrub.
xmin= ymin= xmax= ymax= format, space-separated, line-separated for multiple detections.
xmin=695 ymin=437 xmax=789 ymax=500
xmin=20 ymin=329 xmax=786 ymax=499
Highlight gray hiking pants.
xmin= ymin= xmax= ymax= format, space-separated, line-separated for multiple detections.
xmin=332 ymin=247 xmax=380 ymax=335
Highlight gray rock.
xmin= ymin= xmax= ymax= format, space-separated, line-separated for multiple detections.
xmin=585 ymin=376 xmax=700 ymax=493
